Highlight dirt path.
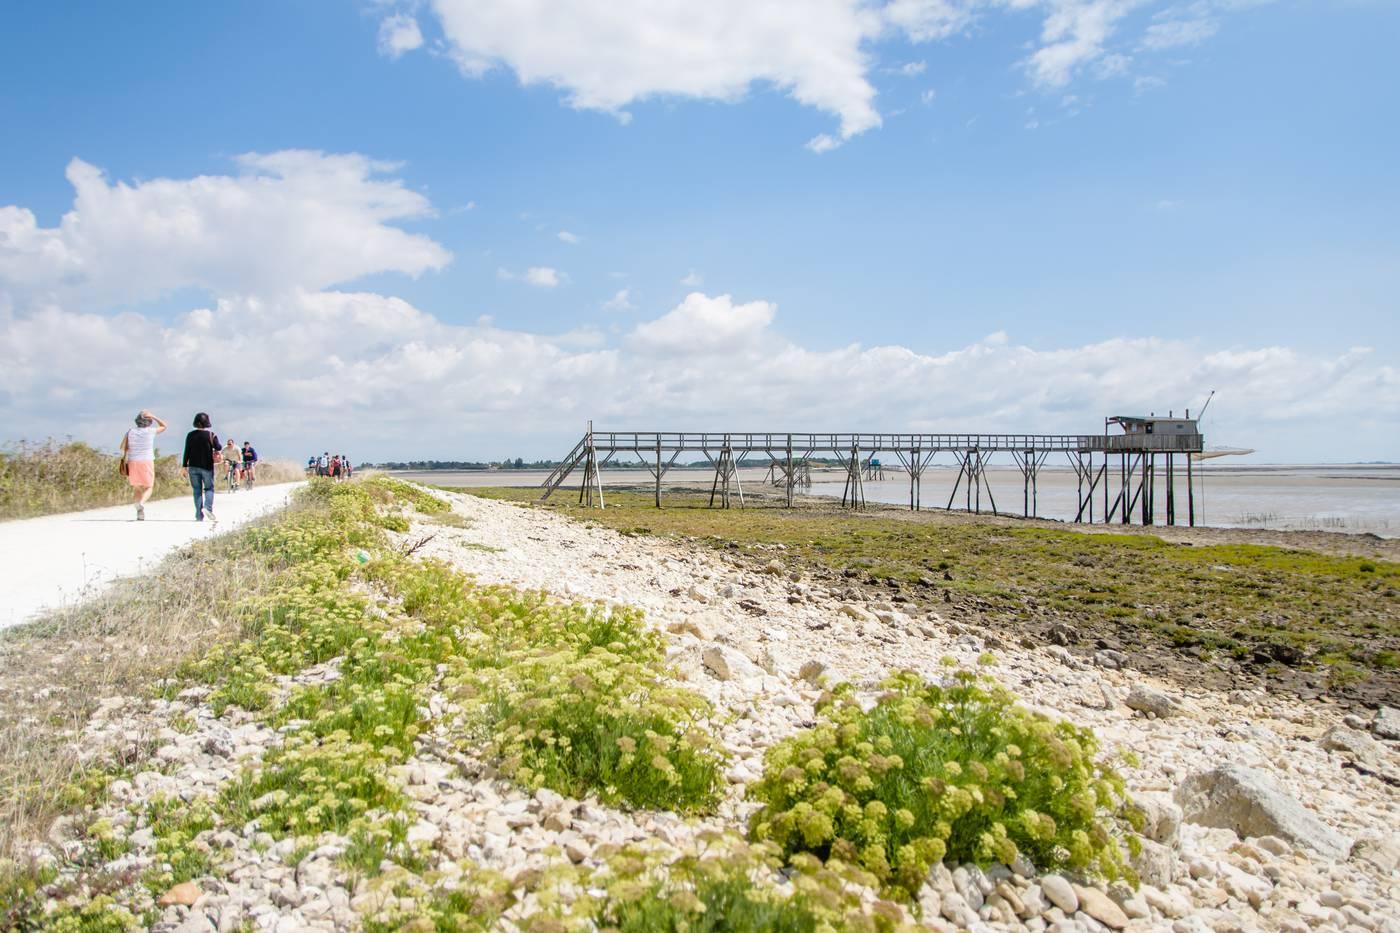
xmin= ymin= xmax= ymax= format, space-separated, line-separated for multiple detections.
xmin=0 ymin=482 xmax=304 ymax=629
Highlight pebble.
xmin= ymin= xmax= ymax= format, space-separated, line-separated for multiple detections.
xmin=1040 ymin=875 xmax=1079 ymax=914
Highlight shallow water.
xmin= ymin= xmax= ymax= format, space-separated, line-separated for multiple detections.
xmin=395 ymin=463 xmax=1400 ymax=538
xmin=811 ymin=464 xmax=1400 ymax=537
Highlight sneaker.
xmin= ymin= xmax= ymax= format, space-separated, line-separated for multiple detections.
xmin=136 ymin=504 xmax=145 ymax=521
xmin=207 ymin=510 xmax=217 ymax=523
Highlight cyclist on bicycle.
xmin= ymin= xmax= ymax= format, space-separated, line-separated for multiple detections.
xmin=241 ymin=441 xmax=258 ymax=487
xmin=222 ymin=439 xmax=243 ymax=490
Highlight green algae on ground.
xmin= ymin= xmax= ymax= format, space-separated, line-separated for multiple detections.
xmin=469 ymin=488 xmax=1400 ymax=698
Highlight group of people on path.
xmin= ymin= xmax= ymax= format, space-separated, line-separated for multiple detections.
xmin=307 ymin=452 xmax=353 ymax=481
xmin=119 ymin=411 xmax=258 ymax=522
xmin=220 ymin=437 xmax=260 ymax=492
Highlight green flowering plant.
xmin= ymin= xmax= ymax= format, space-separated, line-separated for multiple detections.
xmin=361 ymin=834 xmax=920 ymax=933
xmin=360 ymin=864 xmax=517 ymax=932
xmin=462 ymin=644 xmax=724 ymax=811
xmin=578 ymin=834 xmax=918 ymax=933
xmin=358 ymin=475 xmax=452 ymax=515
xmin=364 ymin=558 xmax=727 ymax=813
xmin=139 ymin=795 xmax=216 ymax=895
xmin=219 ymin=730 xmax=412 ymax=864
xmin=748 ymin=669 xmax=1138 ymax=901
xmin=31 ymin=896 xmax=140 ymax=933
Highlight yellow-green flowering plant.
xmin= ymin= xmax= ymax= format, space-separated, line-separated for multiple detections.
xmin=748 ymin=669 xmax=1139 ymax=901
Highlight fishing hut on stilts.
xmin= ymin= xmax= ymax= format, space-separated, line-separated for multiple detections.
xmin=538 ymin=412 xmax=1205 ymax=526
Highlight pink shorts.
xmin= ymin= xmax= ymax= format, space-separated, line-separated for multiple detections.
xmin=127 ymin=460 xmax=155 ymax=487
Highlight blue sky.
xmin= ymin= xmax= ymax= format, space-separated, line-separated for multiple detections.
xmin=1 ymin=1 xmax=1397 ymax=461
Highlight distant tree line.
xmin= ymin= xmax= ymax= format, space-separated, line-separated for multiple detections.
xmin=367 ymin=456 xmax=857 ymax=472
xmin=367 ymin=459 xmax=559 ymax=471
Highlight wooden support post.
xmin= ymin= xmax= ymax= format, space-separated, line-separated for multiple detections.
xmin=1166 ymin=453 xmax=1175 ymax=526
xmin=1073 ymin=453 xmax=1084 ymax=523
xmin=1142 ymin=454 xmax=1153 ymax=525
xmin=946 ymin=453 xmax=966 ymax=511
xmin=786 ymin=435 xmax=795 ymax=508
xmin=1187 ymin=454 xmax=1196 ymax=527
xmin=655 ymin=438 xmax=662 ymax=508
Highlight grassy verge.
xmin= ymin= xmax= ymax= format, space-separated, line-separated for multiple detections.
xmin=468 ymin=488 xmax=1400 ymax=702
xmin=0 ymin=438 xmax=304 ymax=521
xmin=0 ymin=538 xmax=282 ymax=859
xmin=0 ymin=477 xmax=727 ymax=927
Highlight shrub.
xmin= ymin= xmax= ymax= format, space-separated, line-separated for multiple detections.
xmin=219 ymin=730 xmax=414 ymax=869
xmin=583 ymin=836 xmax=915 ymax=932
xmin=360 ymin=865 xmax=515 ymax=932
xmin=140 ymin=795 xmax=216 ymax=895
xmin=363 ymin=835 xmax=919 ymax=932
xmin=747 ymin=668 xmax=1137 ymax=901
xmin=361 ymin=475 xmax=451 ymax=515
xmin=467 ymin=644 xmax=724 ymax=811
xmin=363 ymin=557 xmax=726 ymax=813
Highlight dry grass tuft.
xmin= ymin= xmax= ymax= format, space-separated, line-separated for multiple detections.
xmin=0 ymin=524 xmax=283 ymax=859
xmin=0 ymin=438 xmax=303 ymax=521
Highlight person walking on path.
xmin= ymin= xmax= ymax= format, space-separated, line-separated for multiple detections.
xmin=119 ymin=410 xmax=167 ymax=521
xmin=181 ymin=413 xmax=220 ymax=522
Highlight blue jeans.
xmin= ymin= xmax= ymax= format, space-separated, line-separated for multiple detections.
xmin=188 ymin=467 xmax=215 ymax=519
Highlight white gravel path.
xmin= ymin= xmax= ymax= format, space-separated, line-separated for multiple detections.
xmin=0 ymin=482 xmax=304 ymax=630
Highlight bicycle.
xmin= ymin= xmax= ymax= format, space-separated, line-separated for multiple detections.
xmin=243 ymin=462 xmax=256 ymax=490
xmin=225 ymin=462 xmax=240 ymax=493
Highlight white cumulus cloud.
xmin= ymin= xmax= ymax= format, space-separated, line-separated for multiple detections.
xmin=426 ymin=0 xmax=882 ymax=145
xmin=1025 ymin=0 xmax=1143 ymax=88
xmin=3 ymin=287 xmax=1395 ymax=462
xmin=628 ymin=292 xmax=778 ymax=356
xmin=525 ymin=266 xmax=561 ymax=288
xmin=406 ymin=0 xmax=1276 ymax=143
xmin=0 ymin=151 xmax=449 ymax=308
xmin=557 ymin=230 xmax=580 ymax=244
xmin=377 ymin=14 xmax=424 ymax=59
xmin=602 ymin=288 xmax=634 ymax=312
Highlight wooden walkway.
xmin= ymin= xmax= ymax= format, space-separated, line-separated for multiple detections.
xmin=540 ymin=428 xmax=1204 ymax=526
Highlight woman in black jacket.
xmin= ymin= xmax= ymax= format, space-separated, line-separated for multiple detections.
xmin=180 ymin=412 xmax=220 ymax=522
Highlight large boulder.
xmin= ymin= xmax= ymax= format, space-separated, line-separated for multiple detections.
xmin=1373 ymin=706 xmax=1400 ymax=741
xmin=1125 ymin=684 xmax=1180 ymax=718
xmin=1174 ymin=764 xmax=1351 ymax=861
xmin=1320 ymin=725 xmax=1395 ymax=782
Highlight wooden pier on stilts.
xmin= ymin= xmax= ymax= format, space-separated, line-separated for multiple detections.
xmin=538 ymin=413 xmax=1205 ymax=527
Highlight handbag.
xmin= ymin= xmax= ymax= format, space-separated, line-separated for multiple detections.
xmin=118 ymin=457 xmax=130 ymax=477
xmin=211 ymin=431 xmax=223 ymax=465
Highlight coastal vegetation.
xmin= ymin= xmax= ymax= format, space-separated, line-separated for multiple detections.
xmin=748 ymin=667 xmax=1136 ymax=901
xmin=1 ymin=477 xmax=1143 ymax=929
xmin=0 ymin=438 xmax=304 ymax=520
xmin=470 ymin=488 xmax=1400 ymax=704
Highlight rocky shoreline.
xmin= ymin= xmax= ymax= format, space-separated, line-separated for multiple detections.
xmin=31 ymin=486 xmax=1400 ymax=931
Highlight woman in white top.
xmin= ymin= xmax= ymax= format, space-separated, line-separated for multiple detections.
xmin=120 ymin=410 xmax=167 ymax=521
